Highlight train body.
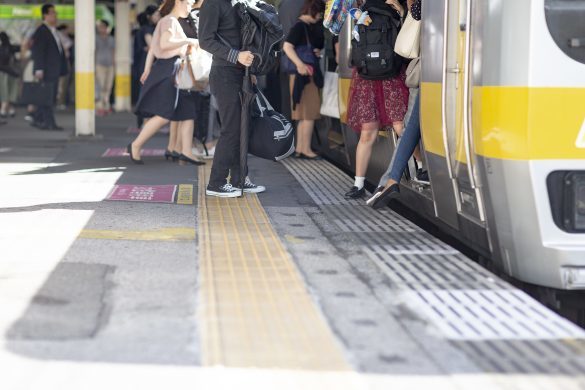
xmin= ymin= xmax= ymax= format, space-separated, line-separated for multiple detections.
xmin=315 ymin=0 xmax=585 ymax=290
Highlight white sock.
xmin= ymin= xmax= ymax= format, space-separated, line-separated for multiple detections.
xmin=418 ymin=160 xmax=425 ymax=170
xmin=354 ymin=176 xmax=365 ymax=190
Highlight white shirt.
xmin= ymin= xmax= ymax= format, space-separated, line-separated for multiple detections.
xmin=45 ymin=22 xmax=63 ymax=53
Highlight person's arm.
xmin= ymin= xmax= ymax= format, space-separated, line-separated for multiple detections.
xmin=159 ymin=18 xmax=197 ymax=51
xmin=140 ymin=48 xmax=154 ymax=84
xmin=386 ymin=0 xmax=405 ymax=17
xmin=198 ymin=0 xmax=240 ymax=64
xmin=313 ymin=24 xmax=325 ymax=57
xmin=283 ymin=42 xmax=310 ymax=75
xmin=144 ymin=33 xmax=153 ymax=49
xmin=110 ymin=36 xmax=115 ymax=67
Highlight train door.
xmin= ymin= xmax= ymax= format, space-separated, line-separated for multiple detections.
xmin=420 ymin=0 xmax=486 ymax=229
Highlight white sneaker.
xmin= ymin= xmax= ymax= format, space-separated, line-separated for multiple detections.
xmin=206 ymin=183 xmax=240 ymax=198
xmin=234 ymin=177 xmax=266 ymax=194
xmin=193 ymin=146 xmax=215 ymax=160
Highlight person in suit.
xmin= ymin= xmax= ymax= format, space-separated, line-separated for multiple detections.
xmin=30 ymin=3 xmax=68 ymax=130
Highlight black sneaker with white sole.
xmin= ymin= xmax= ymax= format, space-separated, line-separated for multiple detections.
xmin=415 ymin=169 xmax=430 ymax=184
xmin=206 ymin=183 xmax=240 ymax=198
xmin=233 ymin=177 xmax=266 ymax=194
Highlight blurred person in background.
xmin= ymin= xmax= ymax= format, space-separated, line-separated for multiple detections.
xmin=30 ymin=3 xmax=69 ymax=130
xmin=0 ymin=32 xmax=20 ymax=119
xmin=133 ymin=5 xmax=160 ymax=128
xmin=20 ymin=27 xmax=37 ymax=123
xmin=95 ymin=19 xmax=115 ymax=116
xmin=56 ymin=24 xmax=73 ymax=110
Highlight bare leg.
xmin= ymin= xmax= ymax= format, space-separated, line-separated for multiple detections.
xmin=355 ymin=125 xmax=378 ymax=177
xmin=131 ymin=115 xmax=169 ymax=159
xmin=179 ymin=120 xmax=197 ymax=159
xmin=0 ymin=101 xmax=8 ymax=115
xmin=384 ymin=178 xmax=398 ymax=189
xmin=168 ymin=121 xmax=179 ymax=151
xmin=295 ymin=120 xmax=305 ymax=154
xmin=297 ymin=119 xmax=317 ymax=157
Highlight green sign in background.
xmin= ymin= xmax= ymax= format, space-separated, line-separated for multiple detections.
xmin=0 ymin=5 xmax=114 ymax=26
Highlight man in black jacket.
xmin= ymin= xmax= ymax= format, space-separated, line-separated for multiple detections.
xmin=199 ymin=0 xmax=265 ymax=197
xmin=31 ymin=3 xmax=68 ymax=130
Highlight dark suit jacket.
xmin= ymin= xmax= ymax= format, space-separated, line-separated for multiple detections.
xmin=31 ymin=24 xmax=68 ymax=82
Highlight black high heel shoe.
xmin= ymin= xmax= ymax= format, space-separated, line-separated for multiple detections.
xmin=171 ymin=151 xmax=181 ymax=162
xmin=178 ymin=153 xmax=205 ymax=166
xmin=127 ymin=143 xmax=144 ymax=165
xmin=164 ymin=150 xmax=173 ymax=161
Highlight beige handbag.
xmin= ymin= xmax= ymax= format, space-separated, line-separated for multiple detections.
xmin=175 ymin=58 xmax=196 ymax=90
xmin=394 ymin=12 xmax=421 ymax=59
xmin=405 ymin=57 xmax=421 ymax=88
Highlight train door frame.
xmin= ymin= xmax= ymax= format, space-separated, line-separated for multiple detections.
xmin=420 ymin=0 xmax=488 ymax=230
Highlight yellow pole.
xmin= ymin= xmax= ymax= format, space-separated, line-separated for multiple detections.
xmin=75 ymin=0 xmax=95 ymax=136
xmin=115 ymin=0 xmax=132 ymax=112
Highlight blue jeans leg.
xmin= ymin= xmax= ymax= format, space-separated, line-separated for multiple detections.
xmin=378 ymin=92 xmax=421 ymax=186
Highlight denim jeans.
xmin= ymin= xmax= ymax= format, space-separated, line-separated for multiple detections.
xmin=378 ymin=91 xmax=421 ymax=187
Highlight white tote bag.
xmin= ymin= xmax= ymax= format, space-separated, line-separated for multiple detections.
xmin=190 ymin=46 xmax=213 ymax=82
xmin=320 ymin=71 xmax=340 ymax=119
xmin=175 ymin=57 xmax=195 ymax=90
xmin=394 ymin=12 xmax=421 ymax=59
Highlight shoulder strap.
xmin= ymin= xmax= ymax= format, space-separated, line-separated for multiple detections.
xmin=302 ymin=23 xmax=312 ymax=47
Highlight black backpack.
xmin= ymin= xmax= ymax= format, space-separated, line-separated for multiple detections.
xmin=234 ymin=0 xmax=284 ymax=76
xmin=249 ymin=87 xmax=295 ymax=161
xmin=351 ymin=1 xmax=403 ymax=80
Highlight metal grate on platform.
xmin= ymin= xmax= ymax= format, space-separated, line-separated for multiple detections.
xmin=282 ymin=158 xmax=585 ymax=373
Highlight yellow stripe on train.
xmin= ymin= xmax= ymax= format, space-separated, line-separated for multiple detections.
xmin=421 ymin=82 xmax=585 ymax=160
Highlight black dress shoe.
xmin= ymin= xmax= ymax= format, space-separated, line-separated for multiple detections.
xmin=126 ymin=143 xmax=144 ymax=165
xmin=344 ymin=186 xmax=365 ymax=199
xmin=178 ymin=154 xmax=205 ymax=165
xmin=371 ymin=183 xmax=400 ymax=210
xmin=47 ymin=125 xmax=64 ymax=131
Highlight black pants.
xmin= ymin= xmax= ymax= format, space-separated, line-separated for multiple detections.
xmin=34 ymin=80 xmax=58 ymax=127
xmin=279 ymin=72 xmax=292 ymax=121
xmin=208 ymin=66 xmax=247 ymax=187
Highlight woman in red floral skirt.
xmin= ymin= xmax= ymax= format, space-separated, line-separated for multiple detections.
xmin=344 ymin=0 xmax=409 ymax=199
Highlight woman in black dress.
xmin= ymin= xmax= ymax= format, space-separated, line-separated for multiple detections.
xmin=128 ymin=0 xmax=202 ymax=165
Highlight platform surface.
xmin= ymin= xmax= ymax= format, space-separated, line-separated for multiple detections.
xmin=0 ymin=110 xmax=584 ymax=390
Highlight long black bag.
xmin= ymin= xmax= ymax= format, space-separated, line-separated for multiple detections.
xmin=249 ymin=86 xmax=295 ymax=161
xmin=21 ymin=81 xmax=55 ymax=106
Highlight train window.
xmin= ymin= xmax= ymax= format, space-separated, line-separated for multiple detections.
xmin=544 ymin=0 xmax=585 ymax=64
xmin=547 ymin=171 xmax=585 ymax=233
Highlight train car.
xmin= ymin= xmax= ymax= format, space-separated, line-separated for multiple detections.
xmin=315 ymin=0 xmax=585 ymax=294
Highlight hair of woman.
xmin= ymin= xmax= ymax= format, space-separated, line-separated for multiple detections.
xmin=159 ymin=0 xmax=177 ymax=17
xmin=300 ymin=0 xmax=326 ymax=18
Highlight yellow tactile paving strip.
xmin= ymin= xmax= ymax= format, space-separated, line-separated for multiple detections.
xmin=197 ymin=165 xmax=352 ymax=370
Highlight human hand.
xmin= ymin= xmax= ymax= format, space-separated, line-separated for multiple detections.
xmin=385 ymin=0 xmax=404 ymax=16
xmin=188 ymin=38 xmax=199 ymax=48
xmin=296 ymin=62 xmax=310 ymax=75
xmin=238 ymin=51 xmax=254 ymax=67
xmin=251 ymin=75 xmax=257 ymax=85
xmin=313 ymin=48 xmax=321 ymax=57
xmin=140 ymin=70 xmax=149 ymax=84
xmin=34 ymin=70 xmax=44 ymax=81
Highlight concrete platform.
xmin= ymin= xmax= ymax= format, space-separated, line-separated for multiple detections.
xmin=1 ymin=109 xmax=584 ymax=390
